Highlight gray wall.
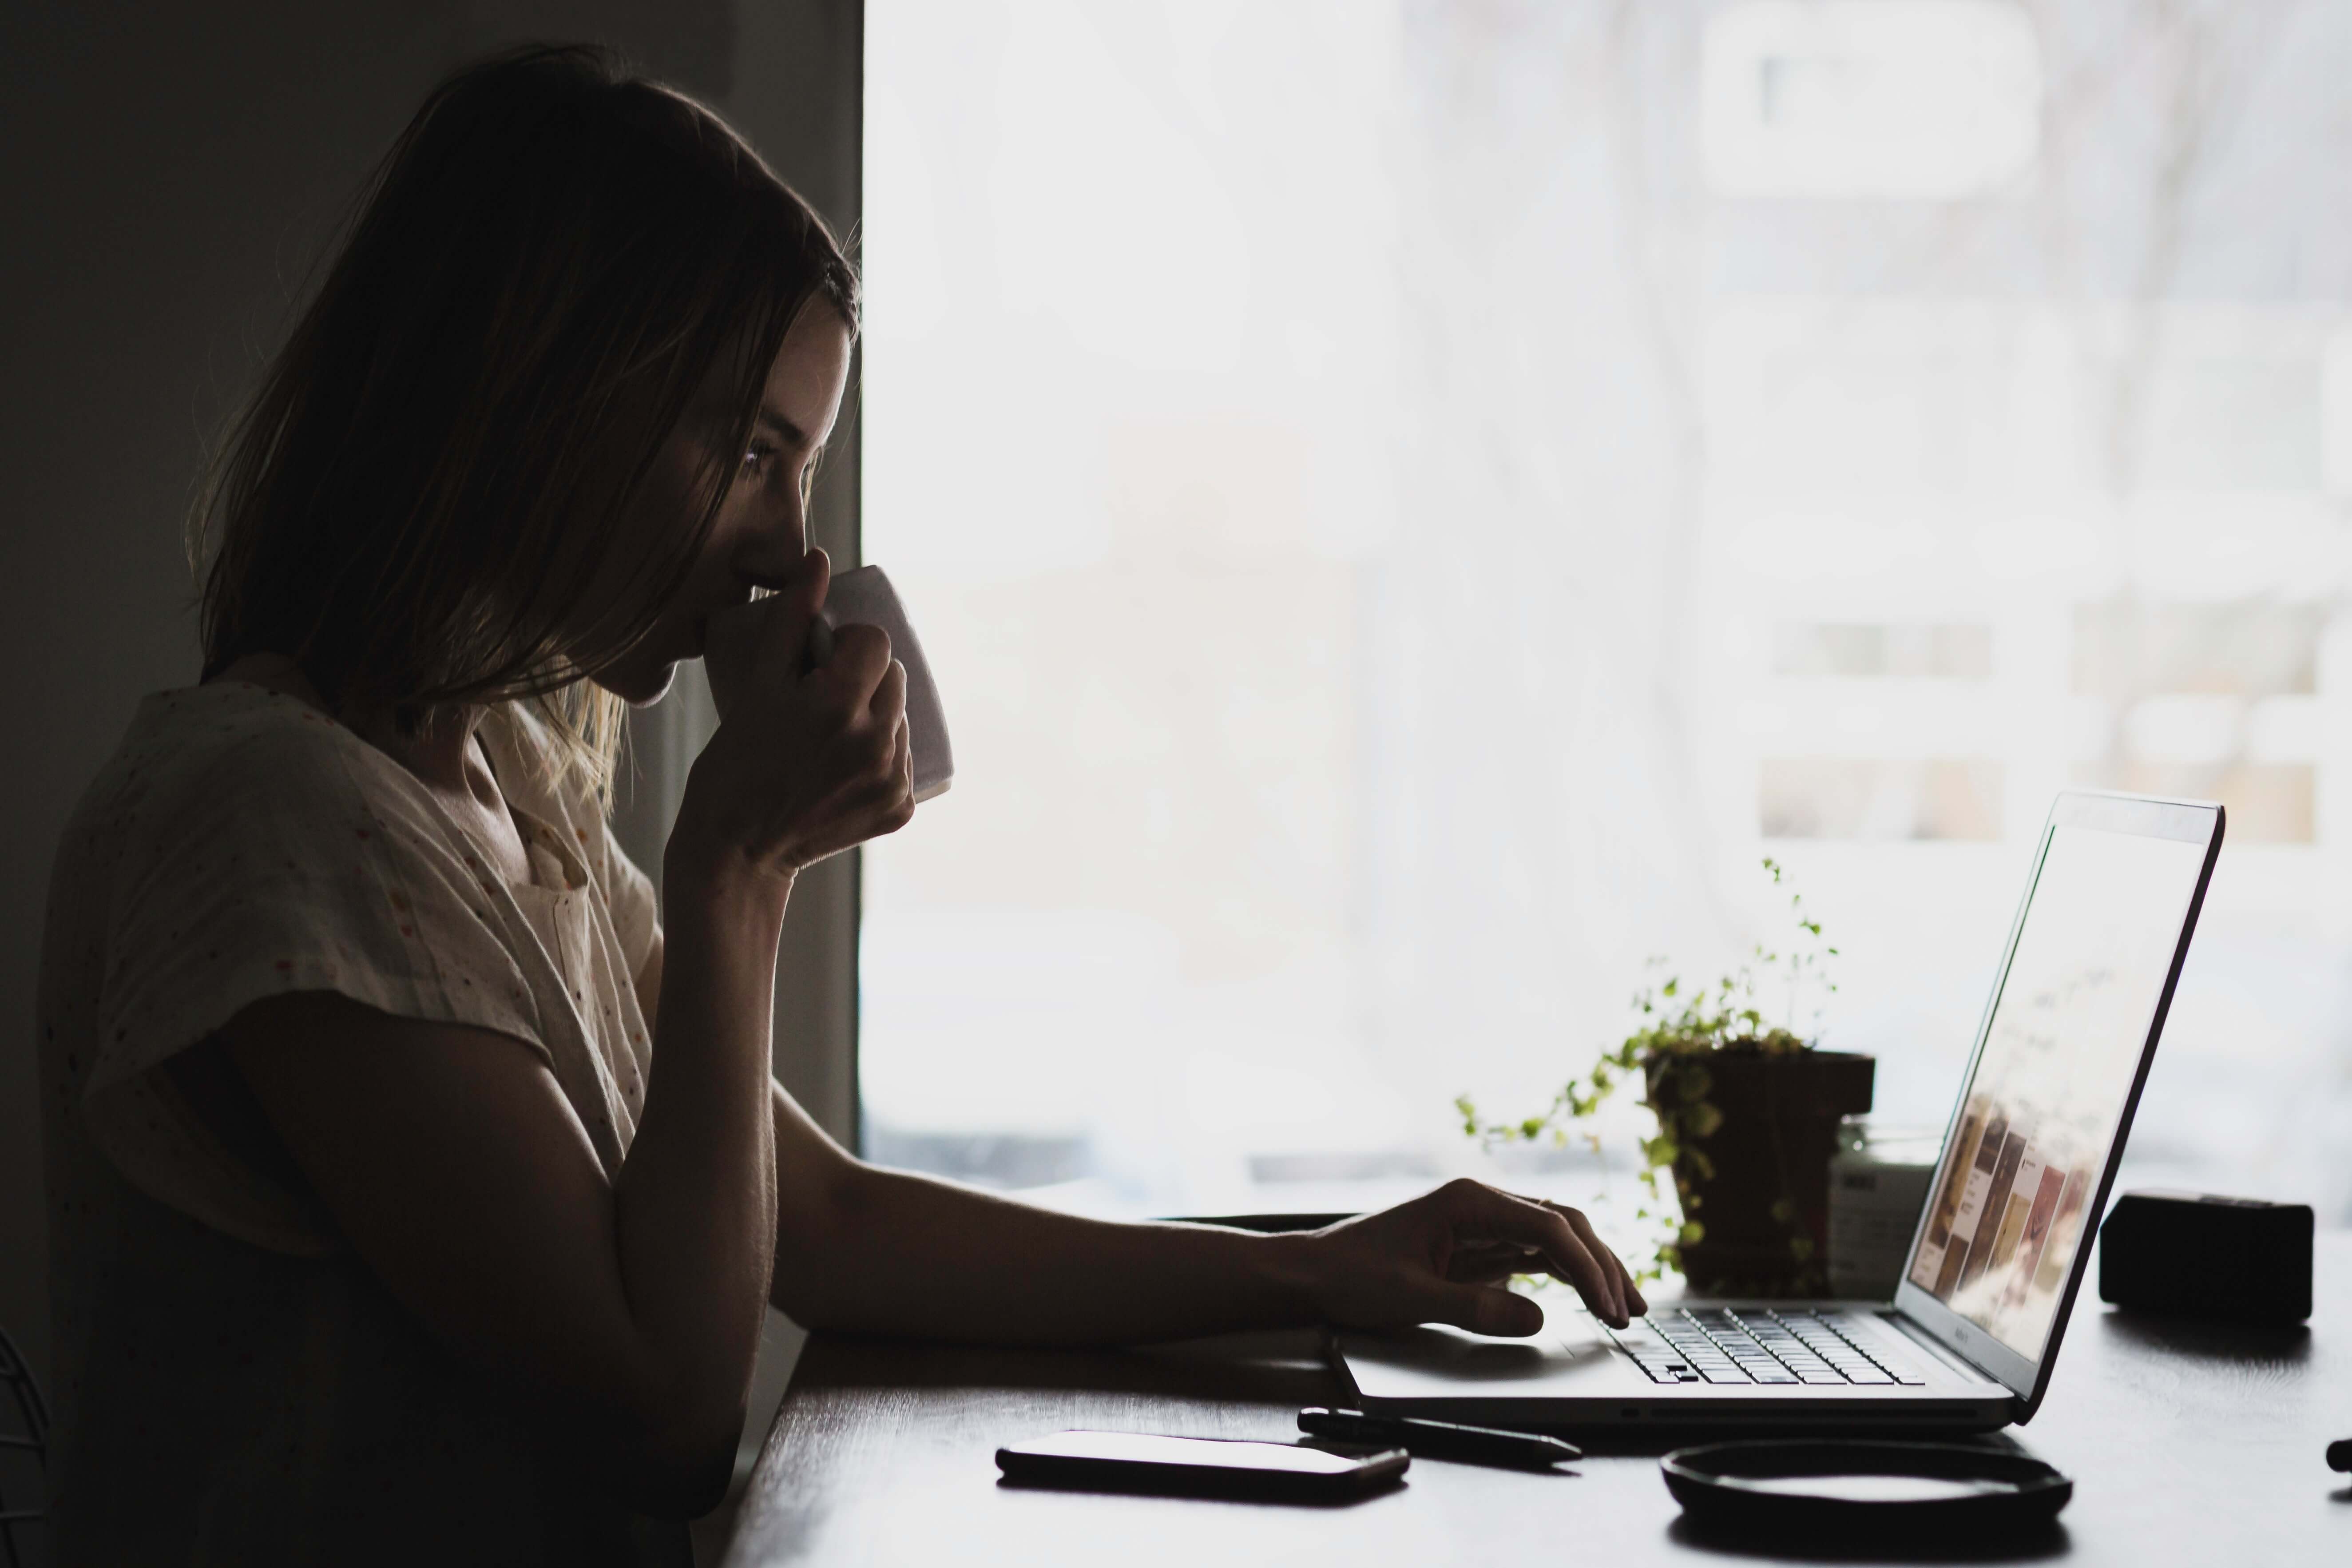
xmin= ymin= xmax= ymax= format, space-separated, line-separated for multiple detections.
xmin=0 ymin=0 xmax=861 ymax=1410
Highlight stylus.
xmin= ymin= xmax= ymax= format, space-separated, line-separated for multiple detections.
xmin=1298 ymin=1408 xmax=1580 ymax=1467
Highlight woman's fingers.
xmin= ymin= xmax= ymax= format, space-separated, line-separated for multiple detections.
xmin=703 ymin=552 xmax=831 ymax=720
xmin=686 ymin=558 xmax=925 ymax=878
xmin=821 ymin=622 xmax=894 ymax=707
xmin=1309 ymin=1182 xmax=1648 ymax=1340
xmin=1549 ymin=1200 xmax=1647 ymax=1318
xmin=1447 ymin=1218 xmax=1642 ymax=1312
xmin=867 ymin=657 xmax=908 ymax=732
xmin=861 ymin=716 xmax=915 ymax=834
xmin=864 ymin=667 xmax=912 ymax=807
xmin=1486 ymin=1186 xmax=1645 ymax=1321
xmin=1440 ymin=1180 xmax=1626 ymax=1327
xmin=756 ymin=548 xmax=830 ymax=668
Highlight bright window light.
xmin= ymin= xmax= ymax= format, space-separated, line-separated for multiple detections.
xmin=861 ymin=0 xmax=2352 ymax=1237
xmin=1702 ymin=0 xmax=2041 ymax=199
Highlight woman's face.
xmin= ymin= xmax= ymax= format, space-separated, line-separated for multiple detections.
xmin=594 ymin=303 xmax=854 ymax=705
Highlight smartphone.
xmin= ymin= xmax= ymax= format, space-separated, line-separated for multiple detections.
xmin=995 ymin=1430 xmax=1408 ymax=1501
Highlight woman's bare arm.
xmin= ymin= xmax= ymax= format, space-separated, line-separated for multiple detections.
xmin=635 ymin=928 xmax=1641 ymax=1349
xmin=229 ymin=553 xmax=912 ymax=1517
xmin=227 ymin=859 xmax=785 ymax=1514
xmin=759 ymin=1080 xmax=1639 ymax=1345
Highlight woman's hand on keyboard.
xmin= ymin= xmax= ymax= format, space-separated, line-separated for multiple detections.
xmin=1297 ymin=1179 xmax=1646 ymax=1335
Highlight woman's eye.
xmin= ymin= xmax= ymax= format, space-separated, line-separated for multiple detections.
xmin=742 ymin=441 xmax=777 ymax=476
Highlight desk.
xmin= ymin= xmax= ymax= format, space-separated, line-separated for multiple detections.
xmin=723 ymin=1235 xmax=2350 ymax=1565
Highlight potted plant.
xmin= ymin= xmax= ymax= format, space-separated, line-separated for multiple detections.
xmin=1457 ymin=860 xmax=1871 ymax=1296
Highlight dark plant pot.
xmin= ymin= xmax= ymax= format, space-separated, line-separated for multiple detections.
xmin=1646 ymin=1048 xmax=1875 ymax=1296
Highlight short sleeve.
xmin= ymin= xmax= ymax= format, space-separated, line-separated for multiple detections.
xmin=84 ymin=711 xmax=550 ymax=1254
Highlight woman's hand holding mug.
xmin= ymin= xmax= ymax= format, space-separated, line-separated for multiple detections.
xmin=679 ymin=548 xmax=915 ymax=884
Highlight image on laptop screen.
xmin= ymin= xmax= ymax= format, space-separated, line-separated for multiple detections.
xmin=1905 ymin=818 xmax=2209 ymax=1361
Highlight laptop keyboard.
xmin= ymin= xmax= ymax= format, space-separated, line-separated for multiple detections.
xmin=1605 ymin=1307 xmax=1929 ymax=1387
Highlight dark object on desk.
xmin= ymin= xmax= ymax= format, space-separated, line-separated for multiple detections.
xmin=1661 ymin=1440 xmax=2071 ymax=1538
xmin=2099 ymin=1190 xmax=2313 ymax=1325
xmin=1299 ymin=1407 xmax=1580 ymax=1468
xmin=1645 ymin=1048 xmax=1875 ymax=1294
xmin=2328 ymin=1438 xmax=2352 ymax=1473
xmin=996 ymin=1430 xmax=1408 ymax=1502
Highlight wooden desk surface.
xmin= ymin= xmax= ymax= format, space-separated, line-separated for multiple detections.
xmin=723 ymin=1235 xmax=2352 ymax=1565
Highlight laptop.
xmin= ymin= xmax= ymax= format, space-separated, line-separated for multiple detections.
xmin=1333 ymin=790 xmax=2225 ymax=1432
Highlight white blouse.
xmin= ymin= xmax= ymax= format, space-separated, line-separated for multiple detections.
xmin=37 ymin=681 xmax=686 ymax=1564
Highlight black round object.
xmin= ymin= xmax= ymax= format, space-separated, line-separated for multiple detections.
xmin=1662 ymin=1440 xmax=2072 ymax=1539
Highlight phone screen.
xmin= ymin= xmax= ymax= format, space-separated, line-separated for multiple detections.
xmin=996 ymin=1430 xmax=1408 ymax=1498
xmin=1006 ymin=1431 xmax=1372 ymax=1473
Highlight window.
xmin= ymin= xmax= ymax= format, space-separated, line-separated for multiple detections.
xmin=862 ymin=0 xmax=2352 ymax=1235
xmin=2070 ymin=600 xmax=2325 ymax=844
xmin=1702 ymin=0 xmax=2041 ymax=199
xmin=1773 ymin=623 xmax=1993 ymax=680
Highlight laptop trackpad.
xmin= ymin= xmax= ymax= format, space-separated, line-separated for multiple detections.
xmin=1338 ymin=1304 xmax=1646 ymax=1401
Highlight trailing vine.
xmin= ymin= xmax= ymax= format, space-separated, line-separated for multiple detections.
xmin=1456 ymin=858 xmax=1837 ymax=1286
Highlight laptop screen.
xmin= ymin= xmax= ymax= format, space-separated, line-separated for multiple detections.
xmin=1903 ymin=812 xmax=2212 ymax=1362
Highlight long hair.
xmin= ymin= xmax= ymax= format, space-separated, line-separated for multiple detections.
xmin=192 ymin=44 xmax=858 ymax=801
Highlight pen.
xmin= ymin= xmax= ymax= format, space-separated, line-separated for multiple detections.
xmin=1298 ymin=1407 xmax=1581 ymax=1468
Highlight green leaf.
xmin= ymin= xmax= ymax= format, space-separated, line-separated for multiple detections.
xmin=1441 ymin=858 xmax=1838 ymax=1293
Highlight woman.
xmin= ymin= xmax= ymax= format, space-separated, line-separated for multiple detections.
xmin=36 ymin=46 xmax=1640 ymax=1564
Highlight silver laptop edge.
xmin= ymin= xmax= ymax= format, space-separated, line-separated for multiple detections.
xmin=1332 ymin=790 xmax=2226 ymax=1430
xmin=1890 ymin=791 xmax=2223 ymax=1421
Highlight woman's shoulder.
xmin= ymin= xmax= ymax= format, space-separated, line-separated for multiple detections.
xmin=66 ymin=683 xmax=440 ymax=874
xmin=99 ymin=681 xmax=403 ymax=811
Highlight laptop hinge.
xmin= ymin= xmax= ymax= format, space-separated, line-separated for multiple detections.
xmin=1885 ymin=1310 xmax=2003 ymax=1385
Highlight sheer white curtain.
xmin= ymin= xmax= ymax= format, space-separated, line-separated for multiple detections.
xmin=1370 ymin=3 xmax=1731 ymax=1114
xmin=861 ymin=0 xmax=2352 ymax=1231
